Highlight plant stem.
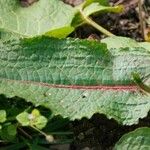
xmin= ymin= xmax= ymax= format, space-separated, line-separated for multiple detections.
xmin=79 ymin=10 xmax=115 ymax=36
xmin=18 ymin=127 xmax=32 ymax=139
xmin=47 ymin=131 xmax=73 ymax=135
xmin=30 ymin=125 xmax=47 ymax=137
xmin=30 ymin=125 xmax=55 ymax=143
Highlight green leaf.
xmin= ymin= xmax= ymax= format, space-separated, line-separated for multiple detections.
xmin=139 ymin=42 xmax=150 ymax=52
xmin=7 ymin=124 xmax=17 ymax=136
xmin=45 ymin=26 xmax=74 ymax=38
xmin=32 ymin=116 xmax=48 ymax=129
xmin=73 ymin=1 xmax=123 ymax=27
xmin=30 ymin=109 xmax=48 ymax=129
xmin=82 ymin=3 xmax=123 ymax=17
xmin=0 ymin=0 xmax=76 ymax=38
xmin=84 ymin=0 xmax=109 ymax=7
xmin=0 ymin=124 xmax=17 ymax=141
xmin=16 ymin=112 xmax=30 ymax=126
xmin=114 ymin=127 xmax=150 ymax=150
xmin=101 ymin=36 xmax=150 ymax=51
xmin=0 ymin=37 xmax=150 ymax=125
xmin=16 ymin=109 xmax=47 ymax=129
xmin=0 ymin=0 xmax=123 ymax=38
xmin=31 ymin=109 xmax=41 ymax=118
xmin=0 ymin=110 xmax=6 ymax=123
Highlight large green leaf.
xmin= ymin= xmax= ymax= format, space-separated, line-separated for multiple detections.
xmin=0 ymin=0 xmax=76 ymax=38
xmin=114 ymin=127 xmax=150 ymax=150
xmin=0 ymin=37 xmax=150 ymax=125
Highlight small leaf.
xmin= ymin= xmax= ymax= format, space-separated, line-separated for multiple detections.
xmin=0 ymin=124 xmax=17 ymax=141
xmin=16 ymin=112 xmax=30 ymax=126
xmin=45 ymin=26 xmax=74 ymax=38
xmin=16 ymin=109 xmax=47 ymax=129
xmin=7 ymin=124 xmax=17 ymax=136
xmin=0 ymin=110 xmax=6 ymax=123
xmin=32 ymin=116 xmax=48 ymax=129
xmin=30 ymin=109 xmax=48 ymax=129
xmin=31 ymin=109 xmax=40 ymax=118
xmin=114 ymin=127 xmax=150 ymax=150
xmin=82 ymin=3 xmax=123 ymax=17
xmin=30 ymin=109 xmax=47 ymax=129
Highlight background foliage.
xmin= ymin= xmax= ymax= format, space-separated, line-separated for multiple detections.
xmin=0 ymin=0 xmax=149 ymax=149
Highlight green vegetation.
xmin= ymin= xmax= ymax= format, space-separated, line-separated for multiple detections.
xmin=0 ymin=0 xmax=149 ymax=149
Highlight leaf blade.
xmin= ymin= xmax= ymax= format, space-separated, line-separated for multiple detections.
xmin=0 ymin=37 xmax=150 ymax=125
xmin=0 ymin=0 xmax=76 ymax=38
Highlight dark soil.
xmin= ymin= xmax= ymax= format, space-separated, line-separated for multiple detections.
xmin=70 ymin=113 xmax=150 ymax=150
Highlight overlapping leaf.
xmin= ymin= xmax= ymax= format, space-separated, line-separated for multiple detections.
xmin=72 ymin=0 xmax=123 ymax=27
xmin=0 ymin=0 xmax=76 ymax=38
xmin=101 ymin=36 xmax=144 ymax=49
xmin=114 ymin=127 xmax=150 ymax=150
xmin=0 ymin=37 xmax=150 ymax=125
xmin=82 ymin=2 xmax=123 ymax=17
xmin=0 ymin=0 xmax=123 ymax=38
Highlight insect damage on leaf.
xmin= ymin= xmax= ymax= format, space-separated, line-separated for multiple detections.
xmin=20 ymin=0 xmax=39 ymax=7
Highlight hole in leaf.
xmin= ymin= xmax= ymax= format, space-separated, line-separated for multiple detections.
xmin=81 ymin=92 xmax=89 ymax=98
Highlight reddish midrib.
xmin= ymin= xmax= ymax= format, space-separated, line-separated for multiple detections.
xmin=42 ymin=84 xmax=138 ymax=91
xmin=2 ymin=78 xmax=139 ymax=91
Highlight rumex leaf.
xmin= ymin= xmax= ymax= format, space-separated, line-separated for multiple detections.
xmin=0 ymin=37 xmax=150 ymax=125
